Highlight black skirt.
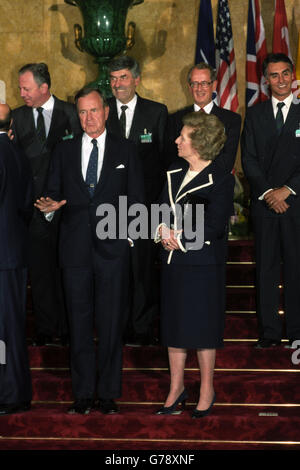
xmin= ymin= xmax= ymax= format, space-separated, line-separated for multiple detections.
xmin=160 ymin=263 xmax=226 ymax=349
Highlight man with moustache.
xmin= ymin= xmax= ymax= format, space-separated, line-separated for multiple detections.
xmin=0 ymin=103 xmax=33 ymax=415
xmin=166 ymin=62 xmax=241 ymax=171
xmin=242 ymin=53 xmax=300 ymax=349
xmin=106 ymin=56 xmax=168 ymax=346
xmin=35 ymin=87 xmax=144 ymax=415
xmin=12 ymin=63 xmax=81 ymax=347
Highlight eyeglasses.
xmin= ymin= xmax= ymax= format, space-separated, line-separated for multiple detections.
xmin=189 ymin=81 xmax=214 ymax=89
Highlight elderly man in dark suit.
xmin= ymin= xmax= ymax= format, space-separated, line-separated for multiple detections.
xmin=12 ymin=63 xmax=81 ymax=347
xmin=106 ymin=56 xmax=168 ymax=345
xmin=35 ymin=87 xmax=145 ymax=415
xmin=242 ymin=53 xmax=300 ymax=349
xmin=0 ymin=103 xmax=33 ymax=415
xmin=166 ymin=62 xmax=241 ymax=172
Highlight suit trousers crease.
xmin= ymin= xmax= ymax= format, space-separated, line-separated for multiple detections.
xmin=63 ymin=253 xmax=130 ymax=400
xmin=253 ymin=216 xmax=300 ymax=340
xmin=0 ymin=269 xmax=32 ymax=403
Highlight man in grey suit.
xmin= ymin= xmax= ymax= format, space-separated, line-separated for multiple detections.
xmin=242 ymin=53 xmax=300 ymax=349
xmin=106 ymin=56 xmax=168 ymax=345
xmin=166 ymin=62 xmax=241 ymax=171
xmin=12 ymin=63 xmax=81 ymax=346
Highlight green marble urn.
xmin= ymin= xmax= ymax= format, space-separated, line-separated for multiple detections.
xmin=65 ymin=0 xmax=144 ymax=96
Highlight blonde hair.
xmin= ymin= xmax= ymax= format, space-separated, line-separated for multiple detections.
xmin=182 ymin=112 xmax=226 ymax=161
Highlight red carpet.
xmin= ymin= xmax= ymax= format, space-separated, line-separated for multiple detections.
xmin=1 ymin=239 xmax=300 ymax=452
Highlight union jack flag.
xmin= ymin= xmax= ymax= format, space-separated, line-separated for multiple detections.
xmin=215 ymin=0 xmax=239 ymax=111
xmin=273 ymin=0 xmax=298 ymax=95
xmin=246 ymin=0 xmax=268 ymax=107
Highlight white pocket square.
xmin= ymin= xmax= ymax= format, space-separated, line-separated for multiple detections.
xmin=116 ymin=164 xmax=125 ymax=169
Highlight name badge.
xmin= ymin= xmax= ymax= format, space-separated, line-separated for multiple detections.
xmin=140 ymin=129 xmax=152 ymax=143
xmin=62 ymin=130 xmax=74 ymax=141
xmin=295 ymin=129 xmax=300 ymax=138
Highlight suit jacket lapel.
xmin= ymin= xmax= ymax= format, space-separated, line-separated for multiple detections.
xmin=93 ymin=134 xmax=118 ymax=198
xmin=129 ymin=95 xmax=143 ymax=141
xmin=107 ymin=99 xmax=121 ymax=135
xmin=166 ymin=164 xmax=214 ymax=208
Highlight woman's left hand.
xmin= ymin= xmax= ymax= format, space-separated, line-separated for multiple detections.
xmin=160 ymin=226 xmax=181 ymax=251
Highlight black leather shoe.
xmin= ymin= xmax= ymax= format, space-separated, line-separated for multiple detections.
xmin=192 ymin=393 xmax=216 ymax=418
xmin=67 ymin=399 xmax=94 ymax=415
xmin=96 ymin=398 xmax=119 ymax=414
xmin=0 ymin=402 xmax=31 ymax=416
xmin=32 ymin=334 xmax=53 ymax=347
xmin=254 ymin=338 xmax=281 ymax=349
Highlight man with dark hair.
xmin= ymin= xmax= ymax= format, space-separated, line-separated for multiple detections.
xmin=166 ymin=62 xmax=241 ymax=171
xmin=242 ymin=52 xmax=300 ymax=349
xmin=12 ymin=62 xmax=81 ymax=347
xmin=107 ymin=55 xmax=168 ymax=346
xmin=35 ymin=87 xmax=145 ymax=415
xmin=0 ymin=103 xmax=33 ymax=415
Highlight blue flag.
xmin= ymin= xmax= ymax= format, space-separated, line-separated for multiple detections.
xmin=195 ymin=0 xmax=215 ymax=67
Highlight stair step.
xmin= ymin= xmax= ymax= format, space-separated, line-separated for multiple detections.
xmin=29 ymin=369 xmax=300 ymax=404
xmin=28 ymin=342 xmax=297 ymax=370
xmin=0 ymin=403 xmax=299 ymax=451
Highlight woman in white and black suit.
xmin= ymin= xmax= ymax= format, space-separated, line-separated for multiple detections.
xmin=155 ymin=112 xmax=234 ymax=418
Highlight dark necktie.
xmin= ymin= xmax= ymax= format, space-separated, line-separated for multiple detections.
xmin=36 ymin=107 xmax=46 ymax=142
xmin=276 ymin=102 xmax=285 ymax=134
xmin=86 ymin=139 xmax=98 ymax=197
xmin=119 ymin=105 xmax=128 ymax=138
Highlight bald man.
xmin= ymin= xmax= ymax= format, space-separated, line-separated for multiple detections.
xmin=0 ymin=103 xmax=33 ymax=415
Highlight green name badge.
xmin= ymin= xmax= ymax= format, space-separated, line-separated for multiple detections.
xmin=140 ymin=131 xmax=152 ymax=143
xmin=295 ymin=129 xmax=300 ymax=138
xmin=62 ymin=132 xmax=74 ymax=141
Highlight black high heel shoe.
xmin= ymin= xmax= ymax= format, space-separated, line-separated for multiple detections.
xmin=192 ymin=392 xmax=216 ymax=418
xmin=155 ymin=390 xmax=188 ymax=415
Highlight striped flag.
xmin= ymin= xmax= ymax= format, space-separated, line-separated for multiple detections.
xmin=273 ymin=0 xmax=298 ymax=94
xmin=215 ymin=0 xmax=239 ymax=111
xmin=246 ymin=0 xmax=268 ymax=107
xmin=195 ymin=0 xmax=215 ymax=68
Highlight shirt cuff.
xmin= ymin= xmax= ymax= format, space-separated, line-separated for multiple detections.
xmin=258 ymin=188 xmax=273 ymax=200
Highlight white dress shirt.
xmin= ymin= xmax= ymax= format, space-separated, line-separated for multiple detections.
xmin=194 ymin=101 xmax=214 ymax=114
xmin=81 ymin=130 xmax=106 ymax=182
xmin=33 ymin=95 xmax=55 ymax=137
xmin=116 ymin=94 xmax=137 ymax=138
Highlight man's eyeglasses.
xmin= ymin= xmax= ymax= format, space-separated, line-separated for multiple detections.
xmin=189 ymin=81 xmax=214 ymax=89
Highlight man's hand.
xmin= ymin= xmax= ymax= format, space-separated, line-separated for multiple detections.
xmin=34 ymin=197 xmax=66 ymax=213
xmin=264 ymin=187 xmax=290 ymax=214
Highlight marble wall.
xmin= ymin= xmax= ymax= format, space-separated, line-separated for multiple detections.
xmin=0 ymin=0 xmax=299 ymax=125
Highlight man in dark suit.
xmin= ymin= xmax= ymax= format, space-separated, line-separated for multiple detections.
xmin=35 ymin=87 xmax=145 ymax=415
xmin=106 ymin=56 xmax=168 ymax=345
xmin=0 ymin=103 xmax=33 ymax=415
xmin=12 ymin=63 xmax=81 ymax=346
xmin=166 ymin=62 xmax=241 ymax=171
xmin=242 ymin=53 xmax=300 ymax=349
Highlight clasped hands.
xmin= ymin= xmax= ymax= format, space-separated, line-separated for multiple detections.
xmin=34 ymin=197 xmax=67 ymax=213
xmin=159 ymin=225 xmax=182 ymax=251
xmin=264 ymin=187 xmax=291 ymax=214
